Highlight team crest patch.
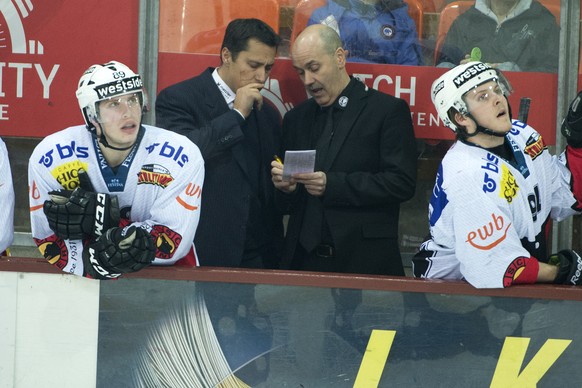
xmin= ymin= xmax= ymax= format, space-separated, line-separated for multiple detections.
xmin=503 ymin=256 xmax=528 ymax=287
xmin=137 ymin=164 xmax=174 ymax=188
xmin=50 ymin=161 xmax=89 ymax=190
xmin=499 ymin=164 xmax=519 ymax=203
xmin=381 ymin=24 xmax=395 ymax=39
xmin=34 ymin=236 xmax=68 ymax=270
xmin=524 ymin=133 xmax=545 ymax=160
xmin=152 ymin=225 xmax=182 ymax=259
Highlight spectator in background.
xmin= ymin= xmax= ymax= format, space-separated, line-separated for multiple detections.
xmin=156 ymin=18 xmax=284 ymax=270
xmin=308 ymin=0 xmax=424 ymax=65
xmin=0 ymin=138 xmax=14 ymax=256
xmin=436 ymin=0 xmax=559 ymax=72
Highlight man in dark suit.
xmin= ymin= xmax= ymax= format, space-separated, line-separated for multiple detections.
xmin=271 ymin=24 xmax=417 ymax=276
xmin=156 ymin=19 xmax=283 ymax=383
xmin=156 ymin=19 xmax=283 ymax=269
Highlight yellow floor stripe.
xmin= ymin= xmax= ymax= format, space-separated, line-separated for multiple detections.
xmin=353 ymin=329 xmax=395 ymax=388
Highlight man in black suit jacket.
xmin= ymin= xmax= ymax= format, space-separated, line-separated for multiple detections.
xmin=156 ymin=19 xmax=283 ymax=269
xmin=272 ymin=24 xmax=417 ymax=276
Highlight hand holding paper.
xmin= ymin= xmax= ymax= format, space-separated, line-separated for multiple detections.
xmin=282 ymin=150 xmax=316 ymax=181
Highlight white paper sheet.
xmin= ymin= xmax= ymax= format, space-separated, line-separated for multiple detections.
xmin=282 ymin=150 xmax=316 ymax=181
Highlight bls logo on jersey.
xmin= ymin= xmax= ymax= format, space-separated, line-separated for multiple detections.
xmin=50 ymin=160 xmax=89 ymax=190
xmin=145 ymin=142 xmax=189 ymax=167
xmin=481 ymin=152 xmax=499 ymax=193
xmin=39 ymin=141 xmax=89 ymax=168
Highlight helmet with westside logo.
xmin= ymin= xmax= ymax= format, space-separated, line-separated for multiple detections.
xmin=76 ymin=61 xmax=146 ymax=131
xmin=431 ymin=61 xmax=512 ymax=132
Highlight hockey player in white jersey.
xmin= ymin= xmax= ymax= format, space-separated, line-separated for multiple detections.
xmin=0 ymin=137 xmax=14 ymax=255
xmin=29 ymin=61 xmax=204 ymax=279
xmin=413 ymin=61 xmax=582 ymax=288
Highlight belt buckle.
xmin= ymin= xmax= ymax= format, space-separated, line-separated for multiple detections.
xmin=316 ymin=244 xmax=334 ymax=258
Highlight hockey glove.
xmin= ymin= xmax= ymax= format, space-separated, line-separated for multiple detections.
xmin=43 ymin=187 xmax=120 ymax=240
xmin=77 ymin=168 xmax=95 ymax=191
xmin=82 ymin=226 xmax=155 ymax=279
xmin=561 ymin=90 xmax=582 ymax=147
xmin=549 ymin=250 xmax=582 ymax=285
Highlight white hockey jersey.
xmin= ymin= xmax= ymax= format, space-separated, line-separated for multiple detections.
xmin=29 ymin=125 xmax=204 ymax=277
xmin=0 ymin=137 xmax=14 ymax=254
xmin=413 ymin=120 xmax=582 ymax=288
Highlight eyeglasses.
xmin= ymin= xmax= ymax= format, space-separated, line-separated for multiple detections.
xmin=101 ymin=94 xmax=141 ymax=111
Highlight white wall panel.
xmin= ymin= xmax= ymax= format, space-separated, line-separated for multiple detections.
xmin=0 ymin=272 xmax=18 ymax=388
xmin=0 ymin=272 xmax=99 ymax=388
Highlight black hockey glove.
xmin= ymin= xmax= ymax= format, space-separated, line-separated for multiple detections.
xmin=561 ymin=90 xmax=582 ymax=147
xmin=82 ymin=226 xmax=155 ymax=280
xmin=77 ymin=168 xmax=95 ymax=191
xmin=43 ymin=188 xmax=120 ymax=240
xmin=549 ymin=250 xmax=582 ymax=285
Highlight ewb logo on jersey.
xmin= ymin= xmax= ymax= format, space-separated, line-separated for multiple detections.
xmin=176 ymin=182 xmax=201 ymax=211
xmin=466 ymin=213 xmax=511 ymax=250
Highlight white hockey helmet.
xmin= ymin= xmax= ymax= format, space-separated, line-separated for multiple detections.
xmin=431 ymin=61 xmax=512 ymax=132
xmin=76 ymin=61 xmax=146 ymax=131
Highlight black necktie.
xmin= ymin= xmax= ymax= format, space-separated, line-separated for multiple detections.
xmin=315 ymin=106 xmax=335 ymax=163
xmin=299 ymin=107 xmax=334 ymax=252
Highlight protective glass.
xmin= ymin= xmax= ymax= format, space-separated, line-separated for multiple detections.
xmin=465 ymin=83 xmax=505 ymax=106
xmin=462 ymin=71 xmax=513 ymax=115
xmin=100 ymin=93 xmax=142 ymax=113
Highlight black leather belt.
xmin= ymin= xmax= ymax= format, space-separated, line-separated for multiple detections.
xmin=315 ymin=244 xmax=335 ymax=258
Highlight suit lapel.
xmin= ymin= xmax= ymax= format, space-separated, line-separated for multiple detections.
xmin=321 ymin=82 xmax=367 ymax=171
xmin=200 ymin=69 xmax=230 ymax=117
xmin=201 ymin=69 xmax=251 ymax=179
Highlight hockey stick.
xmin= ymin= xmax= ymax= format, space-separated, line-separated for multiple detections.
xmin=517 ymin=97 xmax=531 ymax=124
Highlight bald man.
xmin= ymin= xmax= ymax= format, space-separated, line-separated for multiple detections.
xmin=271 ymin=24 xmax=417 ymax=275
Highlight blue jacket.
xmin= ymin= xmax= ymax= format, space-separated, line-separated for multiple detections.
xmin=308 ymin=0 xmax=423 ymax=65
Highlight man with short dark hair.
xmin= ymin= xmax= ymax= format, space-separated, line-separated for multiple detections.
xmin=156 ymin=18 xmax=283 ymax=269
